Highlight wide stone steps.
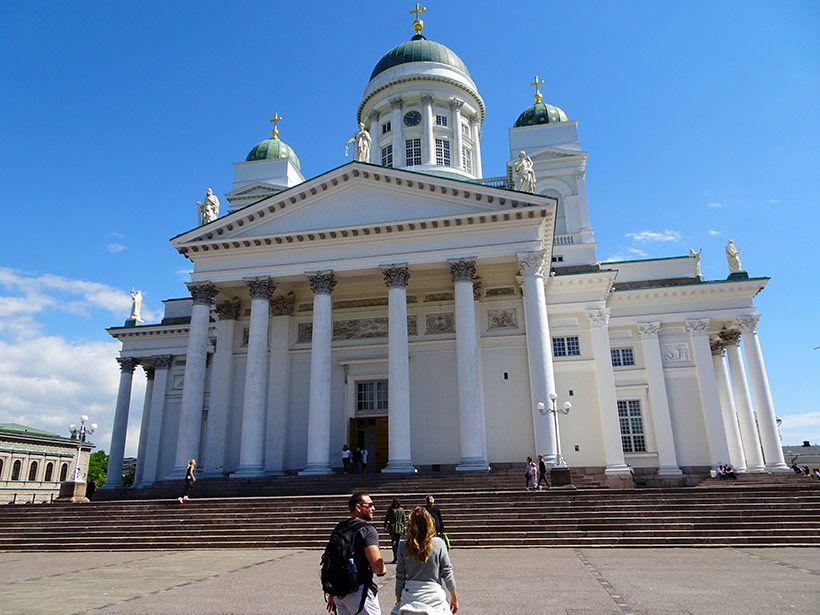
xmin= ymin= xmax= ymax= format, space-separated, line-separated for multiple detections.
xmin=3 ymin=484 xmax=819 ymax=551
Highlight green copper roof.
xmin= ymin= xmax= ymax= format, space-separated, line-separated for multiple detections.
xmin=0 ymin=423 xmax=62 ymax=438
xmin=246 ymin=136 xmax=301 ymax=171
xmin=514 ymin=102 xmax=568 ymax=128
xmin=370 ymin=35 xmax=470 ymax=82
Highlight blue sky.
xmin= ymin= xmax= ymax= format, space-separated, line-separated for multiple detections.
xmin=0 ymin=1 xmax=818 ymax=454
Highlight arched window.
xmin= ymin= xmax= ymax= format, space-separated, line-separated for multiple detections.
xmin=28 ymin=461 xmax=38 ymax=481
xmin=44 ymin=462 xmax=54 ymax=482
xmin=59 ymin=463 xmax=69 ymax=481
xmin=12 ymin=460 xmax=22 ymax=481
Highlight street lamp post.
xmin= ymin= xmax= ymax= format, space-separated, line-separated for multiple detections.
xmin=56 ymin=415 xmax=97 ymax=503
xmin=538 ymin=393 xmax=573 ymax=487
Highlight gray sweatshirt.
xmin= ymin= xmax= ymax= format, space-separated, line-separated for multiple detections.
xmin=395 ymin=536 xmax=456 ymax=596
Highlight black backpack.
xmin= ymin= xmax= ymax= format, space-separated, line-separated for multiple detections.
xmin=321 ymin=518 xmax=374 ymax=610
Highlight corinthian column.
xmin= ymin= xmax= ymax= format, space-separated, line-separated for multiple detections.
xmin=450 ymin=98 xmax=464 ymax=170
xmin=139 ymin=355 xmax=172 ymax=486
xmin=234 ymin=278 xmax=276 ymax=477
xmin=390 ymin=98 xmax=404 ymax=167
xmin=710 ymin=336 xmax=746 ymax=471
xmin=587 ymin=309 xmax=630 ymax=476
xmin=737 ymin=316 xmax=788 ymax=471
xmin=518 ymin=250 xmax=557 ymax=463
xmin=637 ymin=322 xmax=681 ymax=475
xmin=265 ymin=293 xmax=295 ymax=474
xmin=300 ymin=271 xmax=337 ymax=475
xmin=133 ymin=366 xmax=154 ymax=486
xmin=422 ymin=94 xmax=435 ymax=165
xmin=174 ymin=282 xmax=217 ymax=475
xmin=450 ymin=259 xmax=489 ymax=471
xmin=381 ymin=265 xmax=415 ymax=473
xmin=103 ymin=357 xmax=138 ymax=489
xmin=722 ymin=327 xmax=765 ymax=472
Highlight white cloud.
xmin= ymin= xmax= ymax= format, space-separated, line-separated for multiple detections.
xmin=176 ymin=268 xmax=193 ymax=282
xmin=707 ymin=201 xmax=723 ymax=209
xmin=106 ymin=242 xmax=127 ymax=253
xmin=601 ymin=254 xmax=626 ymax=262
xmin=779 ymin=411 xmax=820 ymax=447
xmin=707 ymin=230 xmax=721 ymax=237
xmin=768 ymin=199 xmax=781 ymax=204
xmin=625 ymin=230 xmax=681 ymax=243
xmin=627 ymin=247 xmax=649 ymax=258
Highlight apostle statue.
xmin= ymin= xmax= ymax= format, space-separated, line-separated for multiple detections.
xmin=130 ymin=289 xmax=143 ymax=321
xmin=197 ymin=188 xmax=220 ymax=226
xmin=689 ymin=248 xmax=703 ymax=278
xmin=513 ymin=151 xmax=536 ymax=193
xmin=725 ymin=240 xmax=743 ymax=273
xmin=345 ymin=122 xmax=372 ymax=162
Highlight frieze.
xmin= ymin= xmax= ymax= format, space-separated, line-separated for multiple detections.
xmin=426 ymin=312 xmax=455 ymax=335
xmin=485 ymin=287 xmax=516 ymax=297
xmin=550 ymin=318 xmax=578 ymax=329
xmin=610 ymin=329 xmax=634 ymax=340
xmin=186 ymin=282 xmax=218 ymax=306
xmin=424 ymin=292 xmax=454 ymax=303
xmin=296 ymin=316 xmax=418 ymax=343
xmin=487 ymin=308 xmax=518 ymax=330
xmin=662 ymin=343 xmax=692 ymax=363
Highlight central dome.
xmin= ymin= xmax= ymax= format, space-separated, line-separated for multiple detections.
xmin=369 ymin=35 xmax=470 ymax=82
xmin=246 ymin=136 xmax=301 ymax=171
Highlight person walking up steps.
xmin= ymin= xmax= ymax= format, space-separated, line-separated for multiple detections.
xmin=178 ymin=458 xmax=196 ymax=504
xmin=384 ymin=497 xmax=406 ymax=564
xmin=537 ymin=454 xmax=550 ymax=490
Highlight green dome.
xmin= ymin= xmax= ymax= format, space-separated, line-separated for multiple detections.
xmin=370 ymin=35 xmax=470 ymax=81
xmin=246 ymin=136 xmax=301 ymax=171
xmin=514 ymin=102 xmax=568 ymax=128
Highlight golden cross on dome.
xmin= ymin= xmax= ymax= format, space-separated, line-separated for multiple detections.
xmin=530 ymin=75 xmax=545 ymax=104
xmin=409 ymin=3 xmax=426 ymax=35
xmin=269 ymin=112 xmax=283 ymax=138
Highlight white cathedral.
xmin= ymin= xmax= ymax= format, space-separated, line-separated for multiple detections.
xmin=104 ymin=12 xmax=788 ymax=490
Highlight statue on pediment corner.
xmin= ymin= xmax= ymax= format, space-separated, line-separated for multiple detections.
xmin=689 ymin=248 xmax=703 ymax=278
xmin=197 ymin=188 xmax=220 ymax=226
xmin=345 ymin=122 xmax=371 ymax=162
xmin=725 ymin=239 xmax=743 ymax=274
xmin=129 ymin=288 xmax=142 ymax=320
xmin=513 ymin=151 xmax=536 ymax=193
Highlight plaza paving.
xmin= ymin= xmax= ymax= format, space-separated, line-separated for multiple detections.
xmin=0 ymin=547 xmax=818 ymax=614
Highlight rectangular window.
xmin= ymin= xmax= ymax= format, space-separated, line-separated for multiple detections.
xmin=435 ymin=138 xmax=451 ymax=166
xmin=462 ymin=146 xmax=473 ymax=173
xmin=381 ymin=144 xmax=393 ymax=168
xmin=552 ymin=336 xmax=581 ymax=357
xmin=381 ymin=121 xmax=391 ymax=135
xmin=357 ymin=381 xmax=389 ymax=413
xmin=611 ymin=347 xmax=635 ymax=367
xmin=617 ymin=400 xmax=646 ymax=453
xmin=405 ymin=138 xmax=422 ymax=166
xmin=435 ymin=114 xmax=448 ymax=126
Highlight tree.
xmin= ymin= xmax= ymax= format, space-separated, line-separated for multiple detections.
xmin=86 ymin=450 xmax=108 ymax=488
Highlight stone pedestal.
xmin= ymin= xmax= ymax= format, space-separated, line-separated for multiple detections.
xmin=123 ymin=318 xmax=144 ymax=328
xmin=56 ymin=480 xmax=89 ymax=503
xmin=550 ymin=467 xmax=573 ymax=488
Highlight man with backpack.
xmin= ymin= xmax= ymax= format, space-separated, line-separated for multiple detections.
xmin=322 ymin=492 xmax=386 ymax=614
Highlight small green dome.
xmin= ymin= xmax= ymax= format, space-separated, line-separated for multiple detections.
xmin=370 ymin=35 xmax=470 ymax=82
xmin=246 ymin=136 xmax=301 ymax=171
xmin=514 ymin=102 xmax=568 ymax=128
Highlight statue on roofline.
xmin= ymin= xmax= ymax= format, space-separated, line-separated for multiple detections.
xmin=345 ymin=122 xmax=372 ymax=163
xmin=513 ymin=151 xmax=536 ymax=193
xmin=197 ymin=187 xmax=220 ymax=226
xmin=130 ymin=289 xmax=142 ymax=321
xmin=725 ymin=239 xmax=743 ymax=273
xmin=689 ymin=248 xmax=703 ymax=278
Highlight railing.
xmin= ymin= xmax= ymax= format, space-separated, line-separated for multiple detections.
xmin=475 ymin=176 xmax=511 ymax=189
xmin=554 ymin=234 xmax=575 ymax=246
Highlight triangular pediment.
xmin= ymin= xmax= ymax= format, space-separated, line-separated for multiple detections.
xmin=173 ymin=163 xmax=554 ymax=247
xmin=529 ymin=146 xmax=587 ymax=161
xmin=224 ymin=182 xmax=285 ymax=200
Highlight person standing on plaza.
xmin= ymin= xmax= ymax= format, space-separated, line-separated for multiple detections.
xmin=178 ymin=458 xmax=196 ymax=504
xmin=352 ymin=447 xmax=362 ymax=474
xmin=361 ymin=446 xmax=369 ymax=474
xmin=392 ymin=506 xmax=458 ymax=614
xmin=341 ymin=445 xmax=352 ymax=474
xmin=537 ymin=454 xmax=550 ymax=490
xmin=323 ymin=492 xmax=386 ymax=615
xmin=384 ymin=497 xmax=406 ymax=564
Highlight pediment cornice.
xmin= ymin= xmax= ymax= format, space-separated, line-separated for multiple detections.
xmin=609 ymin=278 xmax=769 ymax=304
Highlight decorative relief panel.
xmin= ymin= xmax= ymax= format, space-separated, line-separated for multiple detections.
xmin=485 ymin=287 xmax=516 ymax=297
xmin=426 ymin=312 xmax=455 ymax=335
xmin=550 ymin=318 xmax=578 ymax=329
xmin=661 ymin=343 xmax=692 ymax=364
xmin=296 ymin=316 xmax=418 ymax=343
xmin=610 ymin=329 xmax=634 ymax=340
xmin=424 ymin=292 xmax=454 ymax=303
xmin=487 ymin=308 xmax=518 ymax=330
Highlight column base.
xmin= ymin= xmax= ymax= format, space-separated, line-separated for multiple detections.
xmin=56 ymin=480 xmax=89 ymax=503
xmin=745 ymin=464 xmax=766 ymax=473
xmin=232 ymin=465 xmax=265 ymax=478
xmin=299 ymin=463 xmax=334 ymax=476
xmin=456 ymin=457 xmax=490 ymax=472
xmin=381 ymin=460 xmax=417 ymax=474
xmin=764 ymin=463 xmax=791 ymax=473
xmin=657 ymin=466 xmax=683 ymax=476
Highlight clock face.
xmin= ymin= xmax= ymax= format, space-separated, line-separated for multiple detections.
xmin=403 ymin=110 xmax=422 ymax=127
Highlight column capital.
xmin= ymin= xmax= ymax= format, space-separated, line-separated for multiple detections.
xmin=586 ymin=308 xmax=610 ymax=328
xmin=381 ymin=264 xmax=411 ymax=289
xmin=270 ymin=293 xmax=295 ymax=316
xmin=719 ymin=327 xmax=742 ymax=346
xmin=152 ymin=355 xmax=174 ymax=370
xmin=215 ymin=298 xmax=241 ymax=321
xmin=469 ymin=115 xmax=479 ymax=127
xmin=186 ymin=282 xmax=218 ymax=306
xmin=307 ymin=270 xmax=337 ymax=295
xmin=245 ymin=277 xmax=277 ymax=300
xmin=686 ymin=318 xmax=710 ymax=337
xmin=736 ymin=314 xmax=760 ymax=333
xmin=450 ymin=97 xmax=465 ymax=110
xmin=517 ymin=250 xmax=548 ymax=279
xmin=448 ymin=259 xmax=477 ymax=284
xmin=117 ymin=357 xmax=138 ymax=373
xmin=709 ymin=335 xmax=727 ymax=356
xmin=421 ymin=93 xmax=434 ymax=105
xmin=390 ymin=97 xmax=403 ymax=109
xmin=637 ymin=321 xmax=661 ymax=339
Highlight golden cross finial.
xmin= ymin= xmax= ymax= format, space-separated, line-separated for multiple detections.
xmin=530 ymin=75 xmax=545 ymax=104
xmin=269 ymin=112 xmax=283 ymax=139
xmin=409 ymin=3 xmax=426 ymax=35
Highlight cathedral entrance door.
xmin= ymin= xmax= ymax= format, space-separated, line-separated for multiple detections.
xmin=348 ymin=417 xmax=388 ymax=473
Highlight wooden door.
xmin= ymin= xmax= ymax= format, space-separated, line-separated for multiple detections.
xmin=375 ymin=417 xmax=388 ymax=471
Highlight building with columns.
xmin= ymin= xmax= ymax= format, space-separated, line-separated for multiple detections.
xmin=105 ymin=13 xmax=788 ymax=489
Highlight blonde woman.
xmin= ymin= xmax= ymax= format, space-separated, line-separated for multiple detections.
xmin=177 ymin=458 xmax=196 ymax=504
xmin=392 ymin=507 xmax=458 ymax=615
